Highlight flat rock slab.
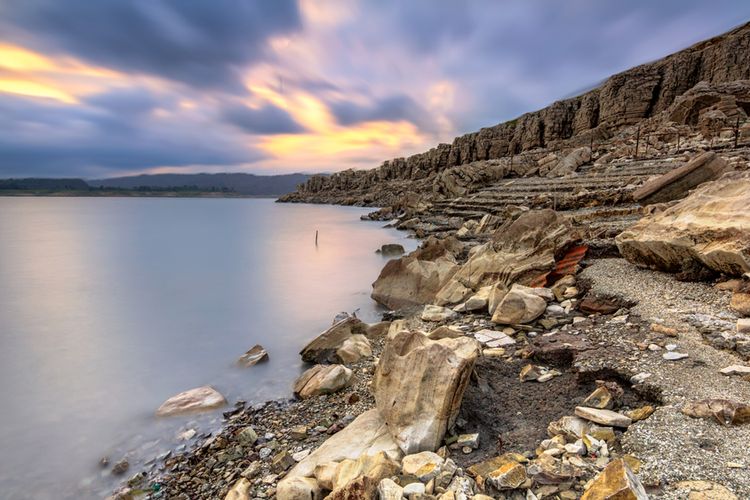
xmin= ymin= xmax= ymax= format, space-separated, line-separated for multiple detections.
xmin=574 ymin=406 xmax=632 ymax=428
xmin=473 ymin=329 xmax=516 ymax=347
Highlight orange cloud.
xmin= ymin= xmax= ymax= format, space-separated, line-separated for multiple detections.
xmin=0 ymin=43 xmax=122 ymax=103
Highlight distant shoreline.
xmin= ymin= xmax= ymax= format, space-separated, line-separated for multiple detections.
xmin=0 ymin=191 xmax=280 ymax=199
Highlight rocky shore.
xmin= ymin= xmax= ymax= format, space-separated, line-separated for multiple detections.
xmin=109 ymin=21 xmax=750 ymax=500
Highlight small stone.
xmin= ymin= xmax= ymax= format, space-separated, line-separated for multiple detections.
xmin=112 ymin=458 xmax=129 ymax=475
xmin=581 ymin=459 xmax=648 ymax=500
xmin=271 ymin=450 xmax=296 ymax=473
xmin=720 ymin=365 xmax=750 ymax=376
xmin=583 ymin=386 xmax=613 ymax=410
xmin=240 ymin=462 xmax=260 ymax=479
xmin=630 ymin=373 xmax=651 ymax=384
xmin=238 ymin=427 xmax=258 ymax=445
xmin=486 ymin=459 xmax=528 ymax=490
xmin=292 ymin=449 xmax=310 ymax=462
xmin=564 ymin=440 xmax=586 ymax=455
xmin=675 ymin=480 xmax=738 ymax=500
xmin=665 ymin=344 xmax=677 ymax=351
xmin=662 ymin=352 xmax=689 ymax=361
xmin=403 ymin=482 xmax=426 ymax=496
xmin=520 ymin=364 xmax=543 ymax=382
xmin=625 ymin=406 xmax=655 ymax=421
xmin=575 ymin=407 xmax=632 ymax=428
xmin=650 ymin=323 xmax=678 ymax=336
xmin=402 ymin=451 xmax=445 ymax=482
xmin=737 ymin=318 xmax=750 ymax=333
xmin=537 ymin=369 xmax=561 ymax=382
xmin=647 ymin=343 xmax=661 ymax=351
xmin=456 ymin=433 xmax=480 ymax=449
xmin=289 ymin=425 xmax=308 ymax=440
xmin=482 ymin=347 xmax=506 ymax=357
xmin=378 ymin=478 xmax=404 ymax=500
xmin=421 ymin=305 xmax=458 ymax=322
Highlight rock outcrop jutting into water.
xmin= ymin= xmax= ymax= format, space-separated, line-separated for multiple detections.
xmin=117 ymin=21 xmax=750 ymax=500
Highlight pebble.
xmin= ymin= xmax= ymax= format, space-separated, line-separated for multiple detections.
xmin=663 ymin=351 xmax=689 ymax=361
xmin=403 ymin=482 xmax=426 ymax=495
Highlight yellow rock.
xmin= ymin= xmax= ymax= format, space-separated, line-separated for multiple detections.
xmin=581 ymin=459 xmax=648 ymax=500
xmin=625 ymin=406 xmax=655 ymax=422
xmin=583 ymin=386 xmax=614 ymax=409
xmin=650 ymin=323 xmax=678 ymax=336
xmin=486 ymin=461 xmax=528 ymax=490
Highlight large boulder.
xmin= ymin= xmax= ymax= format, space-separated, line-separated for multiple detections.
xmin=373 ymin=331 xmax=481 ymax=454
xmin=282 ymin=409 xmax=402 ymax=480
xmin=617 ymin=171 xmax=750 ymax=276
xmin=372 ymin=237 xmax=463 ymax=310
xmin=632 ymin=151 xmax=728 ymax=205
xmin=156 ymin=386 xmax=226 ymax=417
xmin=300 ymin=316 xmax=370 ymax=364
xmin=443 ymin=210 xmax=579 ymax=293
xmin=293 ymin=365 xmax=353 ymax=399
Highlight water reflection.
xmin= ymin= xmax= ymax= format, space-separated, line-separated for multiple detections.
xmin=0 ymin=197 xmax=416 ymax=499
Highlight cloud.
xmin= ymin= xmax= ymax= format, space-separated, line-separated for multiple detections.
xmin=2 ymin=0 xmax=750 ymax=177
xmin=0 ymin=0 xmax=301 ymax=90
xmin=329 ymin=94 xmax=434 ymax=131
xmin=221 ymin=102 xmax=306 ymax=134
xmin=0 ymin=92 xmax=263 ymax=177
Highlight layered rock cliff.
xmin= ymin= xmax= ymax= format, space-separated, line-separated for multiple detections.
xmin=280 ymin=21 xmax=750 ymax=205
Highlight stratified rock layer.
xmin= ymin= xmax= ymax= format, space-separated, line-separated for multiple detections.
xmin=617 ymin=171 xmax=750 ymax=276
xmin=373 ymin=331 xmax=480 ymax=454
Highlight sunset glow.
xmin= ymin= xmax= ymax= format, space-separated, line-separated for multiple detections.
xmin=0 ymin=1 xmax=748 ymax=178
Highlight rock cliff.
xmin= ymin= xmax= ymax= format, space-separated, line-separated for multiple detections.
xmin=280 ymin=21 xmax=750 ymax=205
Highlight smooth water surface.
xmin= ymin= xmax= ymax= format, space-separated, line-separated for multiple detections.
xmin=0 ymin=197 xmax=417 ymax=499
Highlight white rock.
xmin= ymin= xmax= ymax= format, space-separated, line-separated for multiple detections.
xmin=156 ymin=386 xmax=226 ymax=417
xmin=403 ymin=482 xmax=426 ymax=496
xmin=378 ymin=478 xmax=404 ymax=500
xmin=663 ymin=352 xmax=689 ymax=361
xmin=719 ymin=365 xmax=750 ymax=376
xmin=574 ymin=407 xmax=632 ymax=427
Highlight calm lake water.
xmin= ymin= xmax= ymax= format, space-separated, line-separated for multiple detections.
xmin=0 ymin=197 xmax=416 ymax=499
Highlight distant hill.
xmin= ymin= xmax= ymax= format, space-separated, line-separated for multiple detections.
xmin=90 ymin=172 xmax=313 ymax=196
xmin=0 ymin=178 xmax=90 ymax=191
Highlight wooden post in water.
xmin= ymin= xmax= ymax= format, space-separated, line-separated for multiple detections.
xmin=315 ymin=230 xmax=318 ymax=246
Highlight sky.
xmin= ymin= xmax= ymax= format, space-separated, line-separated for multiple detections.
xmin=0 ymin=1 xmax=749 ymax=179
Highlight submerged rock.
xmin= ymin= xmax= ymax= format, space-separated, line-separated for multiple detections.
xmin=376 ymin=243 xmax=406 ymax=256
xmin=374 ymin=330 xmax=480 ymax=454
xmin=300 ymin=316 xmax=370 ymax=364
xmin=156 ymin=386 xmax=226 ymax=417
xmin=237 ymin=344 xmax=269 ymax=367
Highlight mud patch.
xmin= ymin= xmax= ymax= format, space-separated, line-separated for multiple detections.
xmin=453 ymin=354 xmax=654 ymax=469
